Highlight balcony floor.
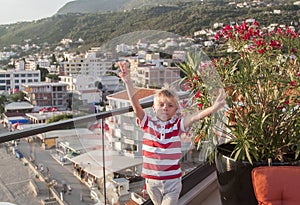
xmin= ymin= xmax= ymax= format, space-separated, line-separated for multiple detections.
xmin=179 ymin=171 xmax=221 ymax=205
xmin=201 ymin=187 xmax=221 ymax=205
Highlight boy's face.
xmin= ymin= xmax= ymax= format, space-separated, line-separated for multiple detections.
xmin=153 ymin=96 xmax=178 ymax=121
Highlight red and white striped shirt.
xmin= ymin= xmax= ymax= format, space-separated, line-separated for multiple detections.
xmin=138 ymin=114 xmax=189 ymax=180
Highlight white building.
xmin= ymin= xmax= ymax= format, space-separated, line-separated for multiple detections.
xmin=0 ymin=69 xmax=40 ymax=92
xmin=60 ymin=49 xmax=114 ymax=77
xmin=59 ymin=74 xmax=123 ymax=105
xmin=132 ymin=63 xmax=181 ymax=88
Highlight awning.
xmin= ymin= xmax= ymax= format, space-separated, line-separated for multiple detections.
xmin=69 ymin=150 xmax=142 ymax=178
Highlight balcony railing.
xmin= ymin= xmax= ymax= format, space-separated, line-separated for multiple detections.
xmin=0 ymin=99 xmax=215 ymax=205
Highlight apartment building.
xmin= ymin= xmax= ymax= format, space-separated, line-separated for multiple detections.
xmin=60 ymin=50 xmax=114 ymax=77
xmin=59 ymin=75 xmax=123 ymax=105
xmin=132 ymin=63 xmax=181 ymax=88
xmin=0 ymin=69 xmax=40 ymax=93
xmin=22 ymin=82 xmax=68 ymax=109
xmin=124 ymin=53 xmax=181 ymax=89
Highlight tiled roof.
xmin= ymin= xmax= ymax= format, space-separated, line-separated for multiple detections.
xmin=107 ymin=87 xmax=157 ymax=101
xmin=5 ymin=101 xmax=34 ymax=110
xmin=80 ymin=89 xmax=100 ymax=94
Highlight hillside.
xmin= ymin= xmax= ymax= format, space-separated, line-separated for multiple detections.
xmin=0 ymin=0 xmax=298 ymax=51
xmin=56 ymin=0 xmax=205 ymax=14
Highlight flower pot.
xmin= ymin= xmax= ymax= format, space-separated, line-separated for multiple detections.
xmin=215 ymin=143 xmax=300 ymax=205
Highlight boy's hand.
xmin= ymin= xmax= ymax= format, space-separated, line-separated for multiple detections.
xmin=212 ymin=89 xmax=227 ymax=111
xmin=117 ymin=61 xmax=131 ymax=83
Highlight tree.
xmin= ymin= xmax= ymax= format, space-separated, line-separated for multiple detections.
xmin=0 ymin=95 xmax=7 ymax=114
xmin=50 ymin=54 xmax=57 ymax=65
xmin=37 ymin=67 xmax=49 ymax=81
xmin=46 ymin=74 xmax=59 ymax=81
xmin=8 ymin=92 xmax=25 ymax=102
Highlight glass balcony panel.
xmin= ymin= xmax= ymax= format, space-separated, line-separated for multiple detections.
xmin=0 ymin=102 xmax=210 ymax=205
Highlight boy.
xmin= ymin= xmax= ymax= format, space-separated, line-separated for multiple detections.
xmin=117 ymin=61 xmax=226 ymax=205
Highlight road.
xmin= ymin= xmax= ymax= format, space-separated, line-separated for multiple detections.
xmin=0 ymin=124 xmax=97 ymax=205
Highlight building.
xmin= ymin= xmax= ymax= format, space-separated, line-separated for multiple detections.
xmin=0 ymin=69 xmax=40 ymax=92
xmin=132 ymin=63 xmax=181 ymax=88
xmin=22 ymin=82 xmax=68 ymax=109
xmin=58 ymin=75 xmax=74 ymax=91
xmin=59 ymin=75 xmax=123 ymax=105
xmin=2 ymin=101 xmax=33 ymax=129
xmin=60 ymin=49 xmax=114 ymax=76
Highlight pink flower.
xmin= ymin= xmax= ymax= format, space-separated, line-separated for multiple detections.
xmin=195 ymin=91 xmax=201 ymax=98
xmin=214 ymin=33 xmax=220 ymax=41
xmin=254 ymin=38 xmax=265 ymax=47
xmin=197 ymin=103 xmax=203 ymax=109
xmin=258 ymin=49 xmax=265 ymax=54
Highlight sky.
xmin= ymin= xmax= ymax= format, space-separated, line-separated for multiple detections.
xmin=0 ymin=0 xmax=73 ymax=25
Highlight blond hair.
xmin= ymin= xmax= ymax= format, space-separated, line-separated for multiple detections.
xmin=154 ymin=88 xmax=179 ymax=108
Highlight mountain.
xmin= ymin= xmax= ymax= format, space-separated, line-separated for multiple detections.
xmin=0 ymin=0 xmax=298 ymax=52
xmin=57 ymin=0 xmax=129 ymax=14
xmin=57 ymin=0 xmax=205 ymax=14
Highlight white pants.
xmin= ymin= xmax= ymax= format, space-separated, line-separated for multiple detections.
xmin=146 ymin=177 xmax=182 ymax=205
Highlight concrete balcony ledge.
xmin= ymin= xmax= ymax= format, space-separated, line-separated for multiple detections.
xmin=179 ymin=171 xmax=221 ymax=205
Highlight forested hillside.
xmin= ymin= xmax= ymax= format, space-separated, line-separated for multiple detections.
xmin=0 ymin=1 xmax=298 ymax=51
xmin=57 ymin=0 xmax=207 ymax=14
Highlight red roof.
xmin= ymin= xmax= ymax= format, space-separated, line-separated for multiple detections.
xmin=107 ymin=87 xmax=157 ymax=101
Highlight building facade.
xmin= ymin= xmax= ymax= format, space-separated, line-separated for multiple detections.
xmin=22 ymin=82 xmax=68 ymax=108
xmin=60 ymin=49 xmax=114 ymax=77
xmin=0 ymin=69 xmax=40 ymax=92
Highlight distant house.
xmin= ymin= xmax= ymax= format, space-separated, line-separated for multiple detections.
xmin=4 ymin=101 xmax=34 ymax=114
xmin=2 ymin=101 xmax=33 ymax=129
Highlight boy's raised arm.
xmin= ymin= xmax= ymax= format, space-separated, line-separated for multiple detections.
xmin=184 ymin=89 xmax=226 ymax=129
xmin=117 ymin=61 xmax=145 ymax=121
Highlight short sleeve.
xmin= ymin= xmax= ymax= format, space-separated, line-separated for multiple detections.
xmin=180 ymin=117 xmax=190 ymax=133
xmin=137 ymin=113 xmax=148 ymax=128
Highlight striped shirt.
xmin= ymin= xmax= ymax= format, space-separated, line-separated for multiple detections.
xmin=138 ymin=114 xmax=189 ymax=180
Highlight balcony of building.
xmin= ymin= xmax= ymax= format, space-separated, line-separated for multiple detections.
xmin=0 ymin=99 xmax=222 ymax=205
